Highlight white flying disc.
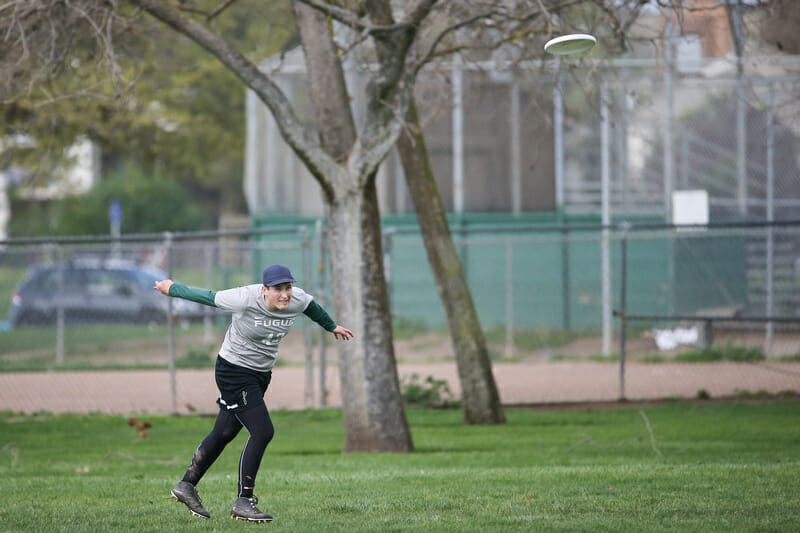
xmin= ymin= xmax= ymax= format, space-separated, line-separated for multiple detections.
xmin=544 ymin=33 xmax=597 ymax=56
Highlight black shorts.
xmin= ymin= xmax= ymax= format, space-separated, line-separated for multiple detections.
xmin=215 ymin=356 xmax=272 ymax=414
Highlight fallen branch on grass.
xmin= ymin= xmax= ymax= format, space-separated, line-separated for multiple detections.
xmin=1 ymin=443 xmax=19 ymax=469
xmin=564 ymin=410 xmax=663 ymax=458
xmin=638 ymin=410 xmax=663 ymax=457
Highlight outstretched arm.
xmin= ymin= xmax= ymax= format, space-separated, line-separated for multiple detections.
xmin=303 ymin=300 xmax=354 ymax=340
xmin=154 ymin=279 xmax=218 ymax=307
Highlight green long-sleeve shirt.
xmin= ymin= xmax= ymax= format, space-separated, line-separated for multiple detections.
xmin=168 ymin=282 xmax=337 ymax=332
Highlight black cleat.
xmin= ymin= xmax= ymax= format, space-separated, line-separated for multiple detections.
xmin=171 ymin=481 xmax=211 ymax=519
xmin=230 ymin=496 xmax=273 ymax=522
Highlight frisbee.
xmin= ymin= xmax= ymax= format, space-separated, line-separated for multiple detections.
xmin=544 ymin=33 xmax=597 ymax=55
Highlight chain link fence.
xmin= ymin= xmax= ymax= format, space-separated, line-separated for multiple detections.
xmin=384 ymin=219 xmax=800 ymax=355
xmin=0 ymin=228 xmax=321 ymax=412
xmin=251 ymin=58 xmax=800 ymax=221
xmin=1 ymin=220 xmax=798 ymax=413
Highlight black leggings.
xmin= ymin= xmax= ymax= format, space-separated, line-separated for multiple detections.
xmin=182 ymin=403 xmax=275 ymax=496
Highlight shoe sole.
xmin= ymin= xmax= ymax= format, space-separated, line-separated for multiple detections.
xmin=231 ymin=513 xmax=273 ymax=522
xmin=171 ymin=490 xmax=211 ymax=519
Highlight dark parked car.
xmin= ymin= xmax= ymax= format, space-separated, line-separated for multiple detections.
xmin=9 ymin=258 xmax=206 ymax=328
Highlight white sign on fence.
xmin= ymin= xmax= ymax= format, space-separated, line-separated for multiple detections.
xmin=672 ymin=189 xmax=709 ymax=228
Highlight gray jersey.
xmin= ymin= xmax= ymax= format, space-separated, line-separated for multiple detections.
xmin=214 ymin=284 xmax=313 ymax=371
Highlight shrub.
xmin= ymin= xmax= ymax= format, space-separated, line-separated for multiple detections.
xmin=10 ymin=169 xmax=210 ymax=238
xmin=176 ymin=345 xmax=215 ymax=368
xmin=401 ymin=373 xmax=458 ymax=409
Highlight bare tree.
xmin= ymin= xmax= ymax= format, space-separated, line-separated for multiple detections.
xmin=362 ymin=0 xmax=508 ymax=424
xmin=126 ymin=0 xmax=425 ymax=453
xmin=1 ymin=0 xmax=650 ymax=449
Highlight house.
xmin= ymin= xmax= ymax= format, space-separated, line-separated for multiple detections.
xmin=0 ymin=135 xmax=101 ymax=240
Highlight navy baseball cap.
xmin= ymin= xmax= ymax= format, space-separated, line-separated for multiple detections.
xmin=262 ymin=264 xmax=297 ymax=286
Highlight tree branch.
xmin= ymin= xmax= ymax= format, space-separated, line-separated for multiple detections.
xmin=207 ymin=0 xmax=239 ymax=22
xmin=349 ymin=0 xmax=440 ymax=184
xmin=412 ymin=9 xmax=504 ymax=76
xmin=293 ymin=0 xmax=369 ymax=32
xmin=128 ymin=0 xmax=339 ymax=194
xmin=294 ymin=0 xmax=428 ymax=37
xmin=350 ymin=74 xmax=414 ymax=184
xmin=175 ymin=3 xmax=208 ymax=16
xmin=639 ymin=410 xmax=663 ymax=458
xmin=403 ymin=0 xmax=438 ymax=27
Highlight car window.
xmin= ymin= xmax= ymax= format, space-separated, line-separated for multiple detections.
xmin=35 ymin=270 xmax=62 ymax=292
xmin=85 ymin=269 xmax=131 ymax=296
xmin=29 ymin=268 xmax=83 ymax=292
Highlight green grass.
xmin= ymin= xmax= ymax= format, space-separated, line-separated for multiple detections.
xmin=1 ymin=402 xmax=799 ymax=531
xmin=0 ymin=323 xmax=170 ymax=353
xmin=0 ymin=323 xmax=228 ymax=372
xmin=674 ymin=345 xmax=765 ymax=363
xmin=0 ymin=266 xmax=26 ymax=319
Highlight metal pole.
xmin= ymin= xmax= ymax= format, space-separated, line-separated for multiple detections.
xmin=664 ymin=23 xmax=675 ymax=218
xmin=265 ymin=93 xmax=279 ymax=209
xmin=505 ymin=239 xmax=514 ymax=358
xmin=736 ymin=80 xmax=747 ymax=216
xmin=554 ymin=57 xmax=564 ymax=211
xmin=165 ymin=232 xmax=177 ymax=415
xmin=302 ymin=227 xmax=314 ymax=408
xmin=734 ymin=1 xmax=747 ymax=217
xmin=617 ymin=88 xmax=629 ymax=213
xmin=663 ymin=24 xmax=676 ymax=320
xmin=618 ymin=226 xmax=629 ymax=401
xmin=680 ymin=135 xmax=690 ymax=189
xmin=315 ymin=219 xmax=328 ymax=406
xmin=110 ymin=201 xmax=121 ymax=260
xmin=765 ymin=83 xmax=775 ymax=354
xmin=561 ymin=227 xmax=571 ymax=330
xmin=452 ymin=65 xmax=464 ymax=215
xmin=55 ymin=244 xmax=65 ymax=366
xmin=510 ymin=80 xmax=522 ymax=215
xmin=601 ymin=82 xmax=612 ymax=356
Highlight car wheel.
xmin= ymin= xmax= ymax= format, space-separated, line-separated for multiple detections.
xmin=14 ymin=310 xmax=50 ymax=327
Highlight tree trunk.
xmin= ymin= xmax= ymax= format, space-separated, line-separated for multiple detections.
xmin=293 ymin=1 xmax=413 ymax=452
xmin=362 ymin=0 xmax=505 ymax=425
xmin=325 ymin=178 xmax=413 ymax=452
xmin=132 ymin=0 xmax=413 ymax=453
xmin=397 ymin=99 xmax=506 ymax=425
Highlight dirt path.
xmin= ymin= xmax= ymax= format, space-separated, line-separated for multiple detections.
xmin=2 ymin=361 xmax=799 ymax=415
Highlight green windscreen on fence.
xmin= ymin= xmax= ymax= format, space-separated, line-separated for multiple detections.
xmin=251 ymin=213 xmax=749 ymax=331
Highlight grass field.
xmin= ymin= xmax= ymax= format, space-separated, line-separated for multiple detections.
xmin=1 ymin=402 xmax=799 ymax=532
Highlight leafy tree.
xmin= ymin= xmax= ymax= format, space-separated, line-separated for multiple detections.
xmin=9 ymin=170 xmax=209 ymax=237
xmin=1 ymin=2 xmax=295 ymax=218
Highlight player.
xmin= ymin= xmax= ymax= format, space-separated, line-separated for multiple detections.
xmin=154 ymin=264 xmax=353 ymax=522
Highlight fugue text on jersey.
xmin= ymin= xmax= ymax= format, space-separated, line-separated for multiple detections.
xmin=254 ymin=317 xmax=295 ymax=328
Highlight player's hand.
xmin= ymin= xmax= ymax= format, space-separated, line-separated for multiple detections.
xmin=332 ymin=325 xmax=354 ymax=341
xmin=153 ymin=279 xmax=174 ymax=296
